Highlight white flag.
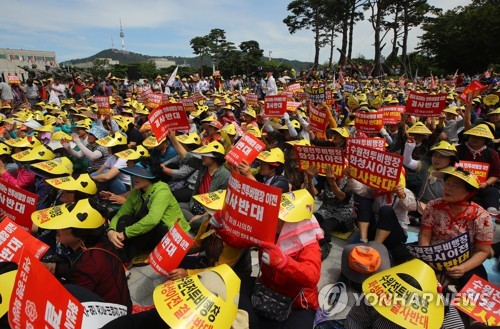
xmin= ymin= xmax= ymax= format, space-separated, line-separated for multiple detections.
xmin=166 ymin=66 xmax=178 ymax=87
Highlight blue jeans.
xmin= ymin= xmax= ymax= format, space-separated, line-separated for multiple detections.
xmin=91 ymin=169 xmax=129 ymax=195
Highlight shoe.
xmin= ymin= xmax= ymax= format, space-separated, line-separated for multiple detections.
xmin=321 ymin=243 xmax=332 ymax=261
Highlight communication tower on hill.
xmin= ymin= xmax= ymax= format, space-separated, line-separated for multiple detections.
xmin=120 ymin=18 xmax=125 ymax=52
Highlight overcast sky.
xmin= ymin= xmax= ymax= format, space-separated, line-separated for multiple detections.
xmin=0 ymin=0 xmax=472 ymax=64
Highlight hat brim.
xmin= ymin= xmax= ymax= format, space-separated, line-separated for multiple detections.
xmin=119 ymin=166 xmax=156 ymax=179
xmin=433 ymin=150 xmax=456 ymax=157
xmin=341 ymin=241 xmax=391 ymax=283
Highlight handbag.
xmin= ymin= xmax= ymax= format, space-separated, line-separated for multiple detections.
xmin=251 ymin=281 xmax=303 ymax=322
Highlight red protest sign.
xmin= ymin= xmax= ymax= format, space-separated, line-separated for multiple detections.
xmin=9 ymin=250 xmax=84 ymax=329
xmin=221 ymin=171 xmax=282 ymax=245
xmin=294 ymin=146 xmax=345 ymax=177
xmin=406 ymin=91 xmax=447 ymax=117
xmin=0 ymin=178 xmax=37 ymax=231
xmin=0 ymin=218 xmax=48 ymax=263
xmin=308 ymin=103 xmax=328 ymax=134
xmin=286 ymin=101 xmax=302 ymax=112
xmin=281 ymin=91 xmax=294 ymax=101
xmin=93 ymin=96 xmax=110 ymax=114
xmin=139 ymin=88 xmax=152 ymax=103
xmin=355 ymin=111 xmax=384 ymax=134
xmin=347 ymin=138 xmax=386 ymax=152
xmin=244 ymin=93 xmax=258 ymax=106
xmin=452 ymin=275 xmax=500 ymax=326
xmin=8 ymin=75 xmax=21 ymax=84
xmin=380 ymin=105 xmax=405 ymax=125
xmin=149 ymin=221 xmax=194 ymax=276
xmin=456 ymin=161 xmax=490 ymax=183
xmin=325 ymin=89 xmax=333 ymax=105
xmin=191 ymin=92 xmax=205 ymax=103
xmin=459 ymin=81 xmax=487 ymax=104
xmin=264 ymin=95 xmax=287 ymax=117
xmin=287 ymin=83 xmax=302 ymax=93
xmin=148 ymin=103 xmax=190 ymax=142
xmin=180 ymin=97 xmax=196 ymax=111
xmin=225 ymin=133 xmax=266 ymax=167
xmin=149 ymin=93 xmax=163 ymax=109
xmin=296 ymin=92 xmax=307 ymax=101
xmin=347 ymin=144 xmax=403 ymax=192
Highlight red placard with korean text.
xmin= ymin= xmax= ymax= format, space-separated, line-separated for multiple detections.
xmin=93 ymin=96 xmax=110 ymax=114
xmin=294 ymin=146 xmax=345 ymax=177
xmin=308 ymin=103 xmax=328 ymax=134
xmin=459 ymin=81 xmax=488 ymax=104
xmin=452 ymin=275 xmax=500 ymax=326
xmin=221 ymin=171 xmax=281 ymax=245
xmin=347 ymin=143 xmax=403 ymax=192
xmin=149 ymin=221 xmax=194 ymax=276
xmin=0 ymin=179 xmax=37 ymax=231
xmin=225 ymin=133 xmax=266 ymax=167
xmin=139 ymin=88 xmax=152 ymax=103
xmin=281 ymin=91 xmax=294 ymax=101
xmin=264 ymin=95 xmax=287 ymax=117
xmin=9 ymin=250 xmax=84 ymax=329
xmin=148 ymin=103 xmax=190 ymax=142
xmin=8 ymin=75 xmax=21 ymax=84
xmin=180 ymin=97 xmax=196 ymax=111
xmin=287 ymin=83 xmax=302 ymax=93
xmin=406 ymin=91 xmax=447 ymax=117
xmin=0 ymin=218 xmax=48 ymax=263
xmin=325 ymin=89 xmax=333 ymax=106
xmin=456 ymin=161 xmax=490 ymax=183
xmin=244 ymin=93 xmax=258 ymax=106
xmin=347 ymin=138 xmax=386 ymax=152
xmin=355 ymin=111 xmax=384 ymax=134
xmin=286 ymin=101 xmax=302 ymax=112
xmin=149 ymin=93 xmax=163 ymax=109
xmin=380 ymin=105 xmax=405 ymax=124
xmin=191 ymin=92 xmax=205 ymax=103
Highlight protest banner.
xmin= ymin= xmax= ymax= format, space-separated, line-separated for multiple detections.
xmin=304 ymin=86 xmax=326 ymax=104
xmin=221 ymin=171 xmax=281 ymax=245
xmin=0 ymin=218 xmax=48 ymax=263
xmin=191 ymin=92 xmax=205 ymax=103
xmin=148 ymin=103 xmax=190 ymax=142
xmin=225 ymin=132 xmax=266 ymax=167
xmin=380 ymin=105 xmax=405 ymax=125
xmin=452 ymin=275 xmax=500 ymax=326
xmin=405 ymin=233 xmax=470 ymax=271
xmin=148 ymin=93 xmax=163 ymax=109
xmin=93 ymin=96 xmax=110 ymax=114
xmin=287 ymin=83 xmax=302 ymax=93
xmin=9 ymin=250 xmax=84 ymax=329
xmin=81 ymin=302 xmax=128 ymax=329
xmin=347 ymin=138 xmax=386 ymax=152
xmin=296 ymin=92 xmax=307 ymax=101
xmin=308 ymin=103 xmax=328 ymax=134
xmin=406 ymin=91 xmax=447 ymax=117
xmin=459 ymin=81 xmax=487 ymax=104
xmin=244 ymin=93 xmax=258 ymax=106
xmin=286 ymin=101 xmax=302 ymax=112
xmin=0 ymin=179 xmax=37 ymax=231
xmin=355 ymin=111 xmax=384 ymax=134
xmin=455 ymin=161 xmax=489 ymax=183
xmin=7 ymin=75 xmax=21 ymax=84
xmin=149 ymin=221 xmax=194 ymax=276
xmin=139 ymin=88 xmax=152 ymax=103
xmin=347 ymin=143 xmax=403 ymax=192
xmin=294 ymin=146 xmax=345 ymax=177
xmin=264 ymin=95 xmax=287 ymax=117
xmin=343 ymin=83 xmax=356 ymax=94
xmin=180 ymin=97 xmax=196 ymax=112
xmin=282 ymin=91 xmax=294 ymax=101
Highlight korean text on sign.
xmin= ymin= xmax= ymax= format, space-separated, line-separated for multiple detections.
xmin=355 ymin=111 xmax=384 ymax=134
xmin=380 ymin=105 xmax=405 ymax=125
xmin=0 ymin=218 xmax=48 ymax=263
xmin=308 ymin=103 xmax=328 ymax=134
xmin=346 ymin=138 xmax=386 ymax=152
xmin=294 ymin=146 xmax=345 ymax=177
xmin=0 ymin=178 xmax=38 ymax=231
xmin=264 ymin=95 xmax=287 ymax=117
xmin=148 ymin=103 xmax=190 ymax=142
xmin=225 ymin=133 xmax=266 ymax=167
xmin=347 ymin=144 xmax=403 ymax=192
xmin=455 ymin=161 xmax=490 ymax=183
xmin=405 ymin=91 xmax=447 ymax=117
xmin=304 ymin=86 xmax=326 ymax=104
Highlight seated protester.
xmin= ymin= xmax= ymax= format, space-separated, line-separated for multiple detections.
xmin=283 ymin=140 xmax=311 ymax=190
xmin=418 ymin=167 xmax=494 ymax=290
xmin=124 ymin=121 xmax=144 ymax=148
xmin=237 ymin=148 xmax=290 ymax=193
xmin=53 ymin=114 xmax=72 ymax=134
xmin=160 ymin=133 xmax=200 ymax=203
xmin=344 ymin=259 xmax=464 ymax=329
xmin=91 ymin=132 xmax=131 ymax=195
xmin=151 ymin=136 xmax=177 ymax=163
xmin=308 ymin=164 xmax=354 ymax=260
xmin=311 ymin=127 xmax=349 ymax=148
xmin=456 ymin=123 xmax=500 ymax=212
xmin=348 ymin=171 xmax=416 ymax=263
xmin=107 ymin=160 xmax=190 ymax=262
xmin=442 ymin=106 xmax=464 ymax=144
xmin=403 ymin=141 xmax=459 ymax=211
xmin=484 ymin=107 xmax=500 ymax=152
xmin=62 ymin=125 xmax=110 ymax=174
xmin=167 ymin=131 xmax=230 ymax=233
xmin=34 ymin=199 xmax=132 ymax=313
xmin=200 ymin=118 xmax=223 ymax=145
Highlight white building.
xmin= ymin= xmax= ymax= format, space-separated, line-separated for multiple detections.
xmin=152 ymin=58 xmax=176 ymax=69
xmin=0 ymin=48 xmax=57 ymax=82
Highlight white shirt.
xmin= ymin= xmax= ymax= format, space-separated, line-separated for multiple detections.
xmin=265 ymin=76 xmax=278 ymax=96
xmin=103 ymin=155 xmax=131 ymax=186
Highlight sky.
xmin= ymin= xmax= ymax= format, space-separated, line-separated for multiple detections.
xmin=0 ymin=0 xmax=472 ymax=65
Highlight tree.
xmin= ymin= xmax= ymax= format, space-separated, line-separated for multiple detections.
xmin=190 ymin=36 xmax=210 ymax=76
xmin=89 ymin=58 xmax=109 ymax=79
xmin=138 ymin=61 xmax=158 ymax=79
xmin=283 ymin=0 xmax=329 ymax=67
xmin=207 ymin=28 xmax=230 ymax=70
xmin=239 ymin=40 xmax=264 ymax=74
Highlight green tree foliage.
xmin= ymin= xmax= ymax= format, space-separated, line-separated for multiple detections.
xmin=239 ymin=40 xmax=264 ymax=74
xmin=89 ymin=58 xmax=109 ymax=79
xmin=190 ymin=36 xmax=210 ymax=76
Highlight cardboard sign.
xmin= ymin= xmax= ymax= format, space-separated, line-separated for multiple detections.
xmin=380 ymin=105 xmax=405 ymax=125
xmin=93 ymin=96 xmax=110 ymax=114
xmin=286 ymin=101 xmax=302 ymax=112
xmin=455 ymin=161 xmax=490 ymax=183
xmin=244 ymin=93 xmax=258 ymax=106
xmin=180 ymin=97 xmax=196 ymax=112
xmin=148 ymin=103 xmax=190 ymax=142
xmin=0 ymin=218 xmax=48 ymax=263
xmin=308 ymin=103 xmax=328 ymax=134
xmin=347 ymin=138 xmax=386 ymax=152
xmin=406 ymin=233 xmax=470 ymax=271
xmin=294 ymin=146 xmax=345 ymax=177
xmin=452 ymin=275 xmax=500 ymax=326
xmin=459 ymin=81 xmax=487 ymax=104
xmin=8 ymin=75 xmax=21 ymax=84
xmin=406 ymin=91 xmax=447 ymax=117
xmin=287 ymin=83 xmax=302 ymax=93
xmin=139 ymin=88 xmax=152 ymax=103
xmin=264 ymin=95 xmax=287 ymax=117
xmin=343 ymin=83 xmax=356 ymax=94
xmin=81 ymin=302 xmax=128 ymax=329
xmin=149 ymin=93 xmax=163 ymax=109
xmin=355 ymin=111 xmax=384 ymax=134
xmin=347 ymin=144 xmax=403 ymax=192
xmin=9 ymin=250 xmax=84 ymax=329
xmin=149 ymin=221 xmax=194 ymax=276
xmin=304 ymin=86 xmax=326 ymax=104
xmin=221 ymin=171 xmax=282 ymax=245
xmin=225 ymin=132 xmax=266 ymax=167
xmin=0 ymin=178 xmax=38 ymax=231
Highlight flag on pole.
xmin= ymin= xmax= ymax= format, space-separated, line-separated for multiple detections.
xmin=166 ymin=66 xmax=178 ymax=87
xmin=430 ymin=72 xmax=436 ymax=89
xmin=452 ymin=69 xmax=459 ymax=80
